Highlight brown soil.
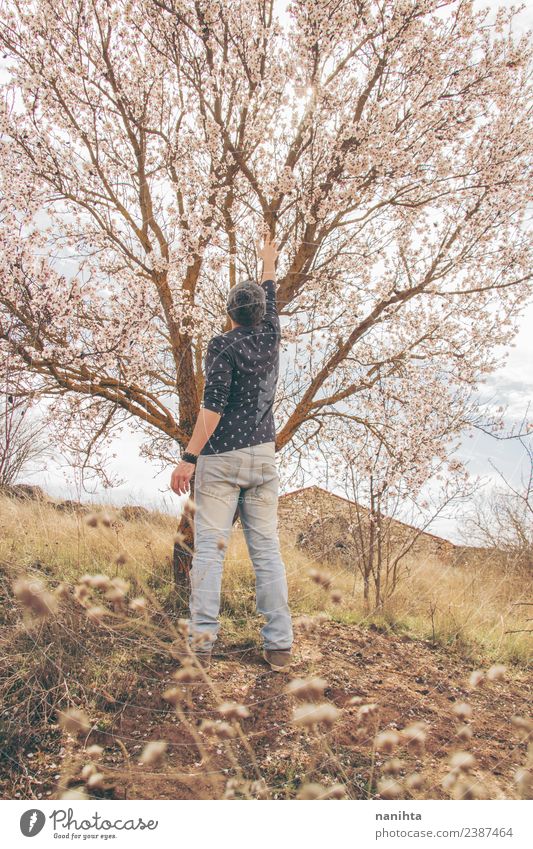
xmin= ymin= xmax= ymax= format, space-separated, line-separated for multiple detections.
xmin=3 ymin=620 xmax=530 ymax=801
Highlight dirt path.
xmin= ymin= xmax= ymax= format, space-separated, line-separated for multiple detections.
xmin=105 ymin=621 xmax=531 ymax=800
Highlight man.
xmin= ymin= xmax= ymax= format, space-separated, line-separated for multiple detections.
xmin=170 ymin=235 xmax=293 ymax=672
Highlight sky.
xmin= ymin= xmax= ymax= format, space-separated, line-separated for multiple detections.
xmin=10 ymin=0 xmax=533 ymax=545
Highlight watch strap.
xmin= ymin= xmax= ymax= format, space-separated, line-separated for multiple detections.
xmin=182 ymin=451 xmax=198 ymax=465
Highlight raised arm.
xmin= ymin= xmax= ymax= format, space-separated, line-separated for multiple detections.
xmin=257 ymin=234 xmax=280 ymax=330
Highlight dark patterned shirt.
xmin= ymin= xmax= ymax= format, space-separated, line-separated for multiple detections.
xmin=200 ymin=279 xmax=280 ymax=455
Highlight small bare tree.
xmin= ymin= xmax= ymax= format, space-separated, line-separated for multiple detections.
xmin=462 ymin=435 xmax=533 ymax=576
xmin=342 ymin=453 xmax=472 ymax=610
xmin=0 ymin=350 xmax=50 ymax=487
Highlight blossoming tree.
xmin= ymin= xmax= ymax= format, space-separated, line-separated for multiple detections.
xmin=0 ymin=0 xmax=531 ymax=588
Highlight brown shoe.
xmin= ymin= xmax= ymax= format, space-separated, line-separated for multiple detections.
xmin=263 ymin=649 xmax=292 ymax=672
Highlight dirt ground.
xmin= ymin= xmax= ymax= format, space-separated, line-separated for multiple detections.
xmin=6 ymin=619 xmax=529 ymax=801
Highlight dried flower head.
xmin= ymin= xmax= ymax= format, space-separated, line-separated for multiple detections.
xmin=442 ymin=771 xmax=458 ymax=793
xmin=191 ymin=631 xmax=213 ymax=648
xmin=250 ymin=778 xmax=269 ymax=799
xmin=400 ymin=722 xmax=427 ymax=750
xmin=74 ymin=584 xmax=90 ymax=606
xmin=377 ymin=778 xmax=404 ymax=799
xmin=81 ymin=763 xmax=97 ymax=781
xmin=173 ymin=666 xmax=202 ymax=684
xmin=13 ymin=577 xmax=58 ymax=618
xmin=87 ymin=772 xmax=105 ymax=790
xmin=223 ymin=783 xmax=237 ymax=799
xmin=292 ymin=702 xmax=341 ymax=729
xmin=486 ymin=664 xmax=506 ymax=682
xmin=450 ymin=778 xmax=485 ymax=800
xmin=54 ymin=582 xmax=71 ymax=599
xmin=468 ymin=669 xmax=485 ymax=689
xmin=353 ymin=727 xmax=368 ymax=742
xmin=510 ymin=716 xmax=533 ymax=741
xmin=308 ymin=569 xmax=332 ymax=589
xmin=357 ymin=703 xmax=379 ymax=724
xmin=89 ymin=574 xmax=111 ymax=590
xmin=85 ymin=513 xmax=99 ymax=528
xmin=60 ymin=787 xmax=88 ymax=800
xmin=200 ymin=720 xmax=236 ymax=739
xmin=86 ymin=606 xmax=107 ymax=623
xmin=292 ymin=611 xmax=329 ymax=631
xmin=286 ymin=677 xmax=327 ymax=701
xmin=405 ymin=772 xmax=424 ymax=791
xmin=514 ymin=768 xmax=532 ymax=796
xmin=375 ymin=730 xmax=401 ymax=753
xmin=104 ymin=587 xmax=126 ymax=608
xmin=111 ymin=577 xmax=129 ymax=592
xmin=162 ymin=687 xmax=184 ymax=706
xmin=214 ymin=722 xmax=237 ymax=739
xmin=183 ymin=498 xmax=196 ymax=516
xmin=129 ymin=597 xmax=147 ymax=613
xmin=292 ymin=615 xmax=316 ymax=632
xmin=58 ymin=708 xmax=91 ymax=736
xmin=296 ymin=783 xmax=345 ymax=800
xmin=113 ymin=551 xmax=128 ymax=566
xmin=85 ymin=745 xmax=103 ymax=761
xmin=452 ymin=702 xmax=473 ymax=721
xmin=449 ymin=751 xmax=476 ymax=773
xmin=382 ymin=758 xmax=404 ymax=776
xmin=100 ymin=512 xmax=114 ymax=528
xmin=217 ymin=702 xmax=251 ymax=721
xmin=139 ymin=741 xmax=167 ymax=766
xmin=330 ymin=589 xmax=343 ymax=604
xmin=296 ymin=783 xmax=329 ymax=800
xmin=326 ymin=784 xmax=346 ymax=799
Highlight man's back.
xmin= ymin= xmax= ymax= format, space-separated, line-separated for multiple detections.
xmin=170 ymin=236 xmax=293 ymax=670
xmin=200 ymin=278 xmax=280 ymax=455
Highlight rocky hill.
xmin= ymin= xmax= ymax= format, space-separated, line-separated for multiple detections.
xmin=278 ymin=485 xmax=458 ymax=566
xmin=1 ymin=481 xmax=486 ymax=569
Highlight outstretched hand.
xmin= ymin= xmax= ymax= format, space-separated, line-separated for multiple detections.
xmin=257 ymin=233 xmax=279 ymax=266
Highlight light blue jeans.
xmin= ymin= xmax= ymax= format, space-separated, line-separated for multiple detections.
xmin=189 ymin=441 xmax=293 ymax=652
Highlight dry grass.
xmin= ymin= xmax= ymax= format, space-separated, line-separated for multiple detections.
xmin=225 ymin=532 xmax=532 ymax=666
xmin=0 ymin=493 xmax=531 ymax=801
xmin=0 ymin=494 xmax=176 ymax=590
xmin=1 ymin=493 xmax=529 ymax=663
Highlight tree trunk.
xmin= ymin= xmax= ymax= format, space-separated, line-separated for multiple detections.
xmin=363 ymin=568 xmax=370 ymax=604
xmin=173 ymin=513 xmax=194 ymax=609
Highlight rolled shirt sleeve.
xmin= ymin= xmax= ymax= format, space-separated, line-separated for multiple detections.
xmin=201 ymin=336 xmax=233 ymax=414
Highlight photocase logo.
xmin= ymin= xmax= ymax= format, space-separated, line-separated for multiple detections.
xmin=20 ymin=809 xmax=46 ymax=837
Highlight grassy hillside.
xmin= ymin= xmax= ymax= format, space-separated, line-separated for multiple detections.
xmin=0 ymin=493 xmax=531 ymax=800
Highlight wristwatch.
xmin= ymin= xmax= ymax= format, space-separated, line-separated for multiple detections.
xmin=182 ymin=451 xmax=198 ymax=465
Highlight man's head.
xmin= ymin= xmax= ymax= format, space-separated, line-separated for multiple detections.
xmin=227 ymin=279 xmax=266 ymax=328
